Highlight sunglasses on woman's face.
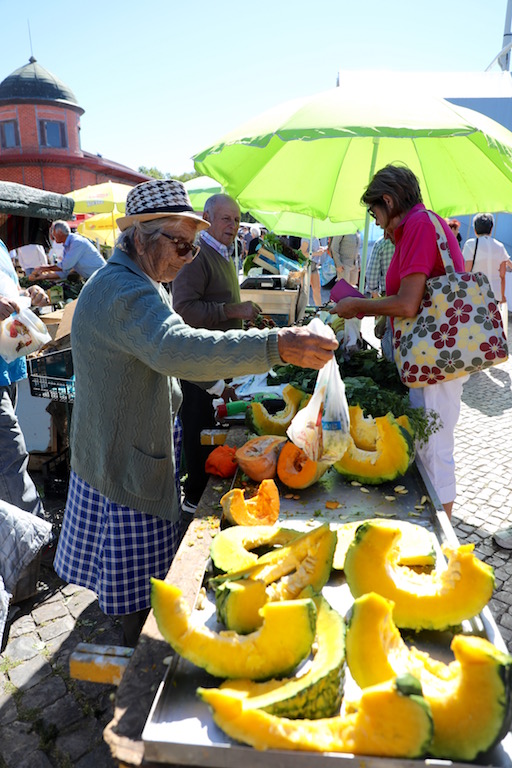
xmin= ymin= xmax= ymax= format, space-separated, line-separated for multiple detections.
xmin=160 ymin=232 xmax=200 ymax=259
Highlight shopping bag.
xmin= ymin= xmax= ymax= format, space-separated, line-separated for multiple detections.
xmin=287 ymin=318 xmax=350 ymax=463
xmin=0 ymin=306 xmax=52 ymax=363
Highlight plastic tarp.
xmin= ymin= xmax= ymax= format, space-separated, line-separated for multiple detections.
xmin=0 ymin=181 xmax=74 ymax=251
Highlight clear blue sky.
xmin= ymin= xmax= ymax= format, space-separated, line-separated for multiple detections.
xmin=1 ymin=0 xmax=510 ymax=176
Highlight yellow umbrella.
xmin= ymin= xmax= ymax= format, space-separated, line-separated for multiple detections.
xmin=77 ymin=207 xmax=122 ymax=247
xmin=67 ymin=181 xmax=133 ymax=214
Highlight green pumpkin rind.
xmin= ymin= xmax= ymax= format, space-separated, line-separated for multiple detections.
xmin=333 ymin=412 xmax=414 ymax=485
xmin=343 ymin=520 xmax=495 ymax=630
xmin=245 ymin=384 xmax=306 ymax=436
xmin=219 ymin=594 xmax=346 ymax=719
xmin=346 ymin=591 xmax=512 ymax=761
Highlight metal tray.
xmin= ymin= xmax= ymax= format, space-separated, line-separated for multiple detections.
xmin=143 ymin=462 xmax=512 ymax=767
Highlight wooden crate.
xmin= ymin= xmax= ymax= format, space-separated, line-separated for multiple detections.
xmin=240 ymin=288 xmax=298 ymax=324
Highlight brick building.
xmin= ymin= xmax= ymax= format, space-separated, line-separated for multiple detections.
xmin=0 ymin=57 xmax=149 ymax=193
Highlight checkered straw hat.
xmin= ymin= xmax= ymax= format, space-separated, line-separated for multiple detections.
xmin=116 ymin=179 xmax=209 ymax=231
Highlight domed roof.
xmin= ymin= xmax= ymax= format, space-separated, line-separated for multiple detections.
xmin=0 ymin=57 xmax=82 ymax=110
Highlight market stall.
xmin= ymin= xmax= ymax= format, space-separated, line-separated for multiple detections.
xmin=0 ymin=180 xmax=74 ymax=251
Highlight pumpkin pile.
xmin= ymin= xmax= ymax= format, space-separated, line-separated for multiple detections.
xmin=151 ymin=512 xmax=512 ymax=760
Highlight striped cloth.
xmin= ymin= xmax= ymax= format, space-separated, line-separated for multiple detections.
xmin=54 ymin=418 xmax=184 ymax=616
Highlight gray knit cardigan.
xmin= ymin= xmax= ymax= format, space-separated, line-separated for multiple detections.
xmin=70 ymin=248 xmax=282 ymax=522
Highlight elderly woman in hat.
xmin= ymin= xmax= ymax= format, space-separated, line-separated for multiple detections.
xmin=54 ymin=179 xmax=337 ymax=645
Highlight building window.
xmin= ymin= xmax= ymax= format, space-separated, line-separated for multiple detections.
xmin=39 ymin=120 xmax=67 ymax=148
xmin=0 ymin=120 xmax=20 ymax=148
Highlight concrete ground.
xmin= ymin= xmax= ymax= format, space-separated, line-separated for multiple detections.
xmin=0 ymin=346 xmax=511 ymax=767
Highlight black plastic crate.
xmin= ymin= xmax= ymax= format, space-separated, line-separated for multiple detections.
xmin=42 ymin=447 xmax=70 ymax=496
xmin=28 ymin=349 xmax=75 ymax=402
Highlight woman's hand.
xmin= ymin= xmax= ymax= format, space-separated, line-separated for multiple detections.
xmin=277 ymin=326 xmax=338 ymax=370
xmin=329 ymin=296 xmax=364 ymax=319
xmin=0 ymin=297 xmax=19 ymax=321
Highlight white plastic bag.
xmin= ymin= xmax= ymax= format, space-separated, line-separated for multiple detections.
xmin=286 ymin=318 xmax=351 ymax=463
xmin=0 ymin=306 xmax=51 ymax=363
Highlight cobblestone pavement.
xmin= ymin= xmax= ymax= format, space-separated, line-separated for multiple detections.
xmin=0 ymin=352 xmax=511 ymax=767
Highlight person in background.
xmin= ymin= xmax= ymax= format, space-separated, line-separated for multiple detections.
xmin=462 ymin=213 xmax=512 ymax=304
xmin=330 ymin=164 xmax=466 ymax=519
xmin=30 ymin=221 xmax=106 ymax=282
xmin=54 ymin=179 xmax=337 ymax=646
xmin=16 ymin=243 xmax=48 ymax=276
xmin=330 ymin=232 xmax=361 ymax=286
xmin=300 ymin=236 xmax=325 ymax=306
xmin=0 ymin=238 xmax=50 ymax=519
xmin=247 ymin=225 xmax=263 ymax=256
xmin=172 ymin=194 xmax=262 ymax=514
xmin=364 ymin=235 xmax=395 ymax=360
xmin=446 ymin=218 xmax=462 ymax=246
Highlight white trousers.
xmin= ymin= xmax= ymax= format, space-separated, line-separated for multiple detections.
xmin=409 ymin=376 xmax=467 ymax=506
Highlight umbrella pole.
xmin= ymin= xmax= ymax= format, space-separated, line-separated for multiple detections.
xmin=359 ymin=138 xmax=380 ymax=293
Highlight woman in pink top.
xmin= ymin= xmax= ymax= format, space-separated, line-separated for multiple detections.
xmin=330 ymin=164 xmax=466 ymax=518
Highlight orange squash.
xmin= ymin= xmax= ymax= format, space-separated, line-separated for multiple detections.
xmin=235 ymin=436 xmax=287 ymax=481
xmin=221 ymin=479 xmax=280 ymax=526
xmin=277 ymin=442 xmax=330 ymax=490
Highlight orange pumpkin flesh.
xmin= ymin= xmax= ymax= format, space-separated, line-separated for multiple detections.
xmin=221 ymin=479 xmax=280 ymax=526
xmin=277 ymin=442 xmax=329 ymax=490
xmin=235 ymin=436 xmax=287 ymax=481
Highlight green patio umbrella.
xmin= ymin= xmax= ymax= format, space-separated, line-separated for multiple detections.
xmin=184 ymin=175 xmax=223 ymax=211
xmin=252 ymin=209 xmax=364 ymax=239
xmin=194 ymin=85 xmax=512 ymax=287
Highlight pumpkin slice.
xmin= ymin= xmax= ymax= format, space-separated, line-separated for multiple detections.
xmin=332 ymin=519 xmax=435 ymax=570
xmin=215 ymin=579 xmax=268 ymax=634
xmin=151 ymin=579 xmax=316 ymax=680
xmin=246 ymin=384 xmax=306 ymax=436
xmin=277 ymin=441 xmax=330 ymax=489
xmin=346 ymin=592 xmax=512 ymax=761
xmin=198 ymin=674 xmax=433 ymax=757
xmin=221 ymin=479 xmax=279 ymax=526
xmin=344 ymin=520 xmax=494 ymax=630
xmin=235 ymin=435 xmax=287 ymax=481
xmin=219 ymin=593 xmax=346 ymax=719
xmin=210 ymin=523 xmax=336 ymax=601
xmin=210 ymin=525 xmax=302 ymax=573
xmin=349 ymin=404 xmax=378 ymax=450
xmin=334 ymin=412 xmax=414 ymax=485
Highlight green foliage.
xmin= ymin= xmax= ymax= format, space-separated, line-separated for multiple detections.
xmin=138 ymin=167 xmax=199 ymax=183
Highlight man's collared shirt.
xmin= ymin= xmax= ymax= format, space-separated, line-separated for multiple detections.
xmin=57 ymin=233 xmax=106 ymax=280
xmin=200 ymin=230 xmax=234 ymax=262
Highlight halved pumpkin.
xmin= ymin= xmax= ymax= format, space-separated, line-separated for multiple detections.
xmin=246 ymin=384 xmax=306 ymax=436
xmin=216 ymin=579 xmax=268 ymax=634
xmin=349 ymin=404 xmax=414 ymax=451
xmin=151 ymin=579 xmax=316 ymax=680
xmin=277 ymin=441 xmax=330 ymax=489
xmin=210 ymin=525 xmax=302 ymax=573
xmin=221 ymin=479 xmax=279 ymax=526
xmin=332 ymin=519 xmax=435 ymax=570
xmin=334 ymin=412 xmax=414 ymax=485
xmin=235 ymin=435 xmax=287 ymax=481
xmin=219 ymin=593 xmax=346 ymax=719
xmin=198 ymin=674 xmax=433 ymax=757
xmin=346 ymin=592 xmax=512 ymax=761
xmin=210 ymin=523 xmax=336 ymax=601
xmin=343 ymin=520 xmax=494 ymax=630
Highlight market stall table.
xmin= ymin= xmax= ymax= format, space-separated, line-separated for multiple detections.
xmin=103 ymin=427 xmax=512 ymax=768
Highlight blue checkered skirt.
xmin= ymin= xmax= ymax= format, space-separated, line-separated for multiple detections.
xmin=54 ymin=418 xmax=184 ymax=615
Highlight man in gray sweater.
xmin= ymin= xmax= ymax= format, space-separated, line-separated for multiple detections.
xmin=172 ymin=194 xmax=261 ymax=512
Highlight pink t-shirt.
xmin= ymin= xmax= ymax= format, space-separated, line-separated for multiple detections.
xmin=385 ymin=204 xmax=464 ymax=297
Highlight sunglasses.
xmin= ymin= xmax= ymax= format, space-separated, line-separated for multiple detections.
xmin=367 ymin=205 xmax=378 ymax=220
xmin=160 ymin=232 xmax=200 ymax=259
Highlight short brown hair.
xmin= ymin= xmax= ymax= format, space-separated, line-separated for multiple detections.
xmin=361 ymin=164 xmax=422 ymax=216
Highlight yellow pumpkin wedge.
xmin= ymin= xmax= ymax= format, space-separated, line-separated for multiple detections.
xmin=151 ymin=579 xmax=317 ymax=680
xmin=210 ymin=525 xmax=302 ymax=573
xmin=332 ymin=519 xmax=435 ymax=570
xmin=246 ymin=384 xmax=306 ymax=436
xmin=343 ymin=520 xmax=494 ymax=630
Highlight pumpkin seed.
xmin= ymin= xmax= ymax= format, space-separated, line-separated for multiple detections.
xmin=420 ymin=495 xmax=428 ymax=505
xmin=384 ymin=495 xmax=396 ymax=502
xmin=414 ymin=505 xmax=425 ymax=511
xmin=284 ymin=493 xmax=294 ymax=499
xmin=351 ymin=480 xmax=362 ymax=486
xmin=360 ymin=487 xmax=370 ymax=493
xmin=394 ymin=485 xmax=405 ymax=492
xmin=293 ymin=495 xmax=301 ymax=500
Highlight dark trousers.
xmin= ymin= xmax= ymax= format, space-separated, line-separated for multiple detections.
xmin=179 ymin=380 xmax=216 ymax=505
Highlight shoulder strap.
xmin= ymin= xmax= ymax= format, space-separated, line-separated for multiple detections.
xmin=471 ymin=238 xmax=479 ymax=271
